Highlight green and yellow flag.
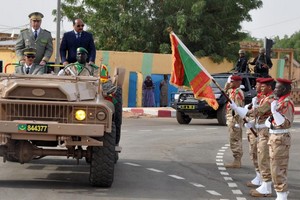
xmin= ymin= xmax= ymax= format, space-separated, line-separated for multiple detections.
xmin=170 ymin=32 xmax=219 ymax=110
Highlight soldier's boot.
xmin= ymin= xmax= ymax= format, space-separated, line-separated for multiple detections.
xmin=275 ymin=191 xmax=288 ymax=200
xmin=250 ymin=181 xmax=272 ymax=197
xmin=246 ymin=171 xmax=262 ymax=187
xmin=224 ymin=158 xmax=241 ymax=168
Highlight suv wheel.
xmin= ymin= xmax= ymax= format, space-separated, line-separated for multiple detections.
xmin=176 ymin=111 xmax=192 ymax=124
xmin=217 ymin=105 xmax=227 ymax=126
xmin=89 ymin=122 xmax=116 ymax=187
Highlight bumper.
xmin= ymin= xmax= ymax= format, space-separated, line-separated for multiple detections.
xmin=0 ymin=121 xmax=104 ymax=137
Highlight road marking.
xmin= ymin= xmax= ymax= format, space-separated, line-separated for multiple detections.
xmin=206 ymin=190 xmax=221 ymax=196
xmin=124 ymin=162 xmax=141 ymax=167
xmin=222 ymin=146 xmax=228 ymax=149
xmin=220 ymin=172 xmax=229 ymax=176
xmin=190 ymin=182 xmax=205 ymax=188
xmin=218 ymin=167 xmax=226 ymax=170
xmin=219 ymin=149 xmax=226 ymax=152
xmin=216 ymin=155 xmax=223 ymax=158
xmin=232 ymin=190 xmax=243 ymax=195
xmin=139 ymin=129 xmax=152 ymax=132
xmin=168 ymin=175 xmax=185 ymax=180
xmin=183 ymin=128 xmax=197 ymax=131
xmin=216 ymin=159 xmax=223 ymax=162
xmin=228 ymin=182 xmax=238 ymax=187
xmin=236 ymin=197 xmax=247 ymax=200
xmin=146 ymin=168 xmax=164 ymax=173
xmin=225 ymin=144 xmax=230 ymax=147
xmin=216 ymin=162 xmax=224 ymax=166
xmin=224 ymin=177 xmax=233 ymax=181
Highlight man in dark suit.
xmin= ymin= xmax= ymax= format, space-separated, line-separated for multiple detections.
xmin=60 ymin=18 xmax=96 ymax=66
xmin=15 ymin=47 xmax=45 ymax=75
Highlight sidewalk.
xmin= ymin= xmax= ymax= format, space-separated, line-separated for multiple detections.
xmin=123 ymin=106 xmax=300 ymax=118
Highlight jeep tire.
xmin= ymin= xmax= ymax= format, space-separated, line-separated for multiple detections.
xmin=176 ymin=111 xmax=192 ymax=124
xmin=217 ymin=105 xmax=227 ymax=126
xmin=89 ymin=122 xmax=116 ymax=187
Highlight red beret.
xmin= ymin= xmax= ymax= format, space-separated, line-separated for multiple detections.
xmin=276 ymin=78 xmax=292 ymax=85
xmin=256 ymin=78 xmax=262 ymax=83
xmin=260 ymin=77 xmax=274 ymax=84
xmin=231 ymin=75 xmax=242 ymax=81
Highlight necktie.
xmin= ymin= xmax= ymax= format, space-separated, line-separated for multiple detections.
xmin=34 ymin=30 xmax=38 ymax=39
xmin=26 ymin=67 xmax=30 ymax=74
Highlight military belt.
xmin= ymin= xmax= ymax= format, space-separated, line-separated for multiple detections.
xmin=269 ymin=129 xmax=289 ymax=134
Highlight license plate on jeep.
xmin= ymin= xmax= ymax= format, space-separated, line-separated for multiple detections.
xmin=18 ymin=124 xmax=48 ymax=133
xmin=179 ymin=105 xmax=195 ymax=109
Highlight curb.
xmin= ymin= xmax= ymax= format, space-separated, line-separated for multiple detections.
xmin=123 ymin=107 xmax=176 ymax=118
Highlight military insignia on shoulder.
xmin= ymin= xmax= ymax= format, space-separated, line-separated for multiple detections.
xmin=20 ymin=28 xmax=28 ymax=32
xmin=43 ymin=29 xmax=51 ymax=33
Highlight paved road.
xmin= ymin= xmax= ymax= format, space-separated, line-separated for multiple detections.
xmin=0 ymin=117 xmax=299 ymax=200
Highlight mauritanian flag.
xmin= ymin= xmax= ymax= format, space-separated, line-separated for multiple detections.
xmin=169 ymin=32 xmax=219 ymax=110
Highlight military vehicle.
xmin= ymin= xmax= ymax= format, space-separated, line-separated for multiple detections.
xmin=0 ymin=65 xmax=125 ymax=187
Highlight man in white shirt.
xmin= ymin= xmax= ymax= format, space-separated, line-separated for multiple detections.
xmin=15 ymin=47 xmax=45 ymax=75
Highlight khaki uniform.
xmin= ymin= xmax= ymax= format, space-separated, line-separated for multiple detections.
xmin=252 ymin=93 xmax=273 ymax=182
xmin=247 ymin=92 xmax=264 ymax=172
xmin=15 ymin=28 xmax=53 ymax=64
xmin=268 ymin=94 xmax=294 ymax=192
xmin=226 ymin=86 xmax=245 ymax=159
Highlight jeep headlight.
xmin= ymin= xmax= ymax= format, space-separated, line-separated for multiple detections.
xmin=75 ymin=110 xmax=86 ymax=121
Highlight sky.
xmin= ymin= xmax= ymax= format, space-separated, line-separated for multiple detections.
xmin=0 ymin=0 xmax=300 ymax=39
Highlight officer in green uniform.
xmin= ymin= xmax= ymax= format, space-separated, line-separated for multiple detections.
xmin=58 ymin=47 xmax=99 ymax=76
xmin=15 ymin=12 xmax=53 ymax=66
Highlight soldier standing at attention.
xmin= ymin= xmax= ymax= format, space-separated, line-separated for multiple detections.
xmin=245 ymin=78 xmax=275 ymax=197
xmin=244 ymin=77 xmax=263 ymax=187
xmin=224 ymin=75 xmax=245 ymax=168
xmin=266 ymin=78 xmax=294 ymax=200
xmin=15 ymin=12 xmax=53 ymax=66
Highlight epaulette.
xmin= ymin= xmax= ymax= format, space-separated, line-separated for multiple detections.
xmin=90 ymin=64 xmax=99 ymax=69
xmin=20 ymin=28 xmax=28 ymax=32
xmin=43 ymin=29 xmax=51 ymax=33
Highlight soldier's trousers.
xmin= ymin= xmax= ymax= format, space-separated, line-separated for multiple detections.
xmin=227 ymin=121 xmax=243 ymax=159
xmin=257 ymin=128 xmax=271 ymax=182
xmin=268 ymin=132 xmax=291 ymax=192
xmin=247 ymin=129 xmax=259 ymax=172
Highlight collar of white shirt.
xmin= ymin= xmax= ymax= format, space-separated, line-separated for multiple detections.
xmin=31 ymin=28 xmax=40 ymax=34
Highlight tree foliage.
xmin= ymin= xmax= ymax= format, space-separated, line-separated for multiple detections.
xmin=273 ymin=32 xmax=300 ymax=62
xmin=60 ymin=0 xmax=262 ymax=62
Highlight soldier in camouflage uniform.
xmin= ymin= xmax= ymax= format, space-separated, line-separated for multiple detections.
xmin=58 ymin=47 xmax=98 ymax=77
xmin=245 ymin=77 xmax=263 ymax=187
xmin=246 ymin=78 xmax=275 ymax=197
xmin=266 ymin=78 xmax=294 ymax=200
xmin=15 ymin=12 xmax=53 ymax=66
xmin=224 ymin=75 xmax=245 ymax=168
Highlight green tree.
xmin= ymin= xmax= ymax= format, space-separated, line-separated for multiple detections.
xmin=273 ymin=32 xmax=300 ymax=62
xmin=60 ymin=0 xmax=262 ymax=62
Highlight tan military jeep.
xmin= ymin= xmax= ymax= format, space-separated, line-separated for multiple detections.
xmin=0 ymin=67 xmax=125 ymax=187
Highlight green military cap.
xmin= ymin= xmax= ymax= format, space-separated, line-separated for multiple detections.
xmin=23 ymin=47 xmax=37 ymax=56
xmin=77 ymin=47 xmax=88 ymax=54
xmin=28 ymin=12 xmax=44 ymax=20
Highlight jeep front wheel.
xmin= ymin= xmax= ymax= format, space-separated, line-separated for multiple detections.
xmin=176 ymin=111 xmax=191 ymax=124
xmin=217 ymin=105 xmax=227 ymax=126
xmin=89 ymin=122 xmax=116 ymax=187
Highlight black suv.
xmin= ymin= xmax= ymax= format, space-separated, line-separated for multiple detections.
xmin=171 ymin=73 xmax=258 ymax=125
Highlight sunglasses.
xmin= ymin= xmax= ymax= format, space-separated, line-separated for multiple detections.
xmin=26 ymin=55 xmax=35 ymax=59
xmin=77 ymin=24 xmax=84 ymax=27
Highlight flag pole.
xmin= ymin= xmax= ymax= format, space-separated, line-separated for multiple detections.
xmin=211 ymin=79 xmax=257 ymax=137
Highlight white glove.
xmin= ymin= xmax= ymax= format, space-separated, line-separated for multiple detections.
xmin=252 ymin=97 xmax=259 ymax=108
xmin=57 ymin=69 xmax=65 ymax=76
xmin=244 ymin=104 xmax=250 ymax=109
xmin=271 ymin=100 xmax=278 ymax=114
xmin=244 ymin=120 xmax=255 ymax=129
xmin=227 ymin=75 xmax=232 ymax=83
xmin=265 ymin=117 xmax=271 ymax=128
xmin=229 ymin=101 xmax=237 ymax=110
